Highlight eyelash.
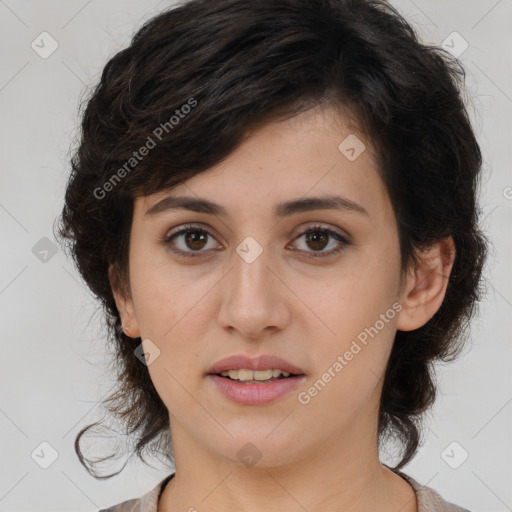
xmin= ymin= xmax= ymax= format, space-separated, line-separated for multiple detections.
xmin=162 ymin=223 xmax=351 ymax=260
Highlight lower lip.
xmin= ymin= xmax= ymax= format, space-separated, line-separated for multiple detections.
xmin=208 ymin=374 xmax=307 ymax=405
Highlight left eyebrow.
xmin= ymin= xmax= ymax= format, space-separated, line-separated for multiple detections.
xmin=145 ymin=194 xmax=369 ymax=219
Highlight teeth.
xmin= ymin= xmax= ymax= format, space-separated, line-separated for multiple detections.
xmin=219 ymin=369 xmax=292 ymax=381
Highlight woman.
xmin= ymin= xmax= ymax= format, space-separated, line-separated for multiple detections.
xmin=56 ymin=0 xmax=488 ymax=510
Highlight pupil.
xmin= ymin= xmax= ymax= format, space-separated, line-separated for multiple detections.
xmin=186 ymin=231 xmax=207 ymax=250
xmin=307 ymin=231 xmax=327 ymax=250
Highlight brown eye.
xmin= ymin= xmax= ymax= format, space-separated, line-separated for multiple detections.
xmin=164 ymin=224 xmax=220 ymax=257
xmin=183 ymin=230 xmax=208 ymax=250
xmin=291 ymin=225 xmax=350 ymax=259
xmin=163 ymin=223 xmax=350 ymax=260
xmin=304 ymin=230 xmax=329 ymax=251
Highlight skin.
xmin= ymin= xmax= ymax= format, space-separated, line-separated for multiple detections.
xmin=110 ymin=104 xmax=456 ymax=512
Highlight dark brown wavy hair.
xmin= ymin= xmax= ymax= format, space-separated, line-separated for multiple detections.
xmin=55 ymin=0 xmax=489 ymax=478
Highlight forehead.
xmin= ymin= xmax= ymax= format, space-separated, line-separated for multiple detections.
xmin=134 ymin=104 xmax=390 ymax=222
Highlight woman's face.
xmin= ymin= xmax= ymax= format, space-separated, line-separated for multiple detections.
xmin=113 ymin=105 xmax=423 ymax=468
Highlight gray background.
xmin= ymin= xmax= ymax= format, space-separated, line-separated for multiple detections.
xmin=0 ymin=1 xmax=510 ymax=510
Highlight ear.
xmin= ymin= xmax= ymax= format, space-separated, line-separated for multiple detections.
xmin=108 ymin=264 xmax=141 ymax=339
xmin=396 ymin=236 xmax=456 ymax=331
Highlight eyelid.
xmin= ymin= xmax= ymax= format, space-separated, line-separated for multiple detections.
xmin=289 ymin=222 xmax=349 ymax=241
xmin=164 ymin=221 xmax=349 ymax=240
xmin=164 ymin=222 xmax=222 ymax=244
xmin=162 ymin=222 xmax=351 ymax=259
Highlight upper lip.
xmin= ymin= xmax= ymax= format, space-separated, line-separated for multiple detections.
xmin=207 ymin=354 xmax=306 ymax=375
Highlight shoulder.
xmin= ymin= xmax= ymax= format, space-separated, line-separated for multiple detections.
xmin=97 ymin=473 xmax=175 ymax=512
xmin=397 ymin=471 xmax=471 ymax=512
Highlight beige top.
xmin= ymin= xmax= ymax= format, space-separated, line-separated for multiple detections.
xmin=98 ymin=470 xmax=470 ymax=512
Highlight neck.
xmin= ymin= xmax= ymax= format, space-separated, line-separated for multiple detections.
xmin=158 ymin=422 xmax=417 ymax=512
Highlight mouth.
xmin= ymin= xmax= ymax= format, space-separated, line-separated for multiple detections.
xmin=206 ymin=354 xmax=306 ymax=405
xmin=207 ymin=353 xmax=306 ymax=379
xmin=207 ymin=371 xmax=306 ymax=405
xmin=214 ymin=368 xmax=303 ymax=383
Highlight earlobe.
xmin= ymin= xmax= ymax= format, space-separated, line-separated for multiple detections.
xmin=108 ymin=264 xmax=141 ymax=338
xmin=396 ymin=237 xmax=456 ymax=332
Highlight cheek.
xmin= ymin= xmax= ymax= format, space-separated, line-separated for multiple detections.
xmin=314 ymin=245 xmax=401 ymax=340
xmin=129 ymin=252 xmax=208 ymax=371
xmin=129 ymin=245 xmax=189 ymax=334
xmin=346 ymin=236 xmax=402 ymax=318
xmin=300 ymin=250 xmax=400 ymax=416
xmin=301 ymin=320 xmax=396 ymax=426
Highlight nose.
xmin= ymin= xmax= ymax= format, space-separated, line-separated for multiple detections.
xmin=216 ymin=248 xmax=291 ymax=339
